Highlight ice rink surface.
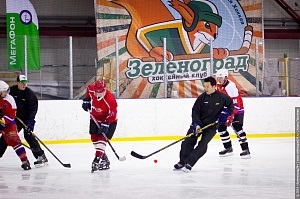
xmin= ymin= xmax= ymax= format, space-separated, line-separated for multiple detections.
xmin=0 ymin=138 xmax=295 ymax=199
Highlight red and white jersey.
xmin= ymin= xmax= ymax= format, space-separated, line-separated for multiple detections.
xmin=217 ymin=80 xmax=244 ymax=114
xmin=85 ymin=83 xmax=118 ymax=123
xmin=0 ymin=94 xmax=17 ymax=130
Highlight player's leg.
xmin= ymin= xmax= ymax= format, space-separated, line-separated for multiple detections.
xmin=3 ymin=130 xmax=31 ymax=170
xmin=174 ymin=126 xmax=197 ymax=170
xmin=0 ymin=135 xmax=8 ymax=158
xmin=98 ymin=122 xmax=117 ymax=170
xmin=182 ymin=127 xmax=217 ymax=172
xmin=218 ymin=124 xmax=233 ymax=156
xmin=17 ymin=121 xmax=48 ymax=167
xmin=90 ymin=120 xmax=107 ymax=172
xmin=23 ymin=131 xmax=48 ymax=166
xmin=232 ymin=113 xmax=250 ymax=159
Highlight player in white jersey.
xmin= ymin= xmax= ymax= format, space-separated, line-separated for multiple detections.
xmin=215 ymin=69 xmax=250 ymax=159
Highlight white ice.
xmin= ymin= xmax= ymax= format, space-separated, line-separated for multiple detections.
xmin=0 ymin=138 xmax=295 ymax=199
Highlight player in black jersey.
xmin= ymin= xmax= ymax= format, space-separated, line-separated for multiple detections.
xmin=174 ymin=76 xmax=234 ymax=172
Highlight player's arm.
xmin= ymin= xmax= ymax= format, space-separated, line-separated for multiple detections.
xmin=223 ymin=95 xmax=235 ymax=126
xmin=0 ymin=99 xmax=16 ymax=127
xmin=191 ymin=97 xmax=202 ymax=123
xmin=104 ymin=96 xmax=117 ymax=123
xmin=190 ymin=97 xmax=204 ymax=134
xmin=225 ymin=83 xmax=239 ymax=114
xmin=27 ymin=89 xmax=38 ymax=120
xmin=225 ymin=94 xmax=234 ymax=113
xmin=98 ymin=95 xmax=117 ymax=135
xmin=82 ymin=85 xmax=92 ymax=112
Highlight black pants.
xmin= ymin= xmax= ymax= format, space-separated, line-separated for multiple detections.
xmin=179 ymin=124 xmax=217 ymax=167
xmin=0 ymin=120 xmax=44 ymax=159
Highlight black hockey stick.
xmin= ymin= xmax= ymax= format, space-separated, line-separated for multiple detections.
xmin=89 ymin=113 xmax=126 ymax=161
xmin=131 ymin=121 xmax=218 ymax=159
xmin=16 ymin=117 xmax=71 ymax=168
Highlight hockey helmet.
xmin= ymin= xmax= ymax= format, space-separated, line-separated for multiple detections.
xmin=0 ymin=80 xmax=9 ymax=92
xmin=215 ymin=69 xmax=228 ymax=78
xmin=183 ymin=1 xmax=222 ymax=32
xmin=94 ymin=80 xmax=106 ymax=93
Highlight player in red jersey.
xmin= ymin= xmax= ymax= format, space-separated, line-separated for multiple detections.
xmin=0 ymin=80 xmax=31 ymax=170
xmin=215 ymin=69 xmax=250 ymax=159
xmin=82 ymin=80 xmax=118 ymax=171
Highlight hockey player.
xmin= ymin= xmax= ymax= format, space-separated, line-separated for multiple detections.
xmin=174 ymin=76 xmax=234 ymax=172
xmin=215 ymin=69 xmax=250 ymax=158
xmin=82 ymin=80 xmax=118 ymax=172
xmin=0 ymin=80 xmax=31 ymax=170
xmin=0 ymin=75 xmax=48 ymax=167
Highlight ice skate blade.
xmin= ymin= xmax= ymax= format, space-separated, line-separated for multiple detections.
xmin=219 ymin=152 xmax=234 ymax=157
xmin=21 ymin=166 xmax=31 ymax=170
xmin=35 ymin=162 xmax=49 ymax=168
xmin=99 ymin=167 xmax=110 ymax=170
xmin=241 ymin=154 xmax=251 ymax=159
xmin=182 ymin=168 xmax=191 ymax=173
xmin=173 ymin=168 xmax=182 ymax=171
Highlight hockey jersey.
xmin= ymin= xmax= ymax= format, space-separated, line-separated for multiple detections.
xmin=217 ymin=80 xmax=244 ymax=114
xmin=0 ymin=94 xmax=17 ymax=131
xmin=85 ymin=84 xmax=118 ymax=123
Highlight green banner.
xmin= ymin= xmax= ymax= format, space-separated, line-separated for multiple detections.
xmin=6 ymin=0 xmax=40 ymax=70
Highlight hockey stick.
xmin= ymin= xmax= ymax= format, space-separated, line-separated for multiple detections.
xmin=89 ymin=113 xmax=126 ymax=161
xmin=16 ymin=117 xmax=71 ymax=168
xmin=131 ymin=121 xmax=218 ymax=159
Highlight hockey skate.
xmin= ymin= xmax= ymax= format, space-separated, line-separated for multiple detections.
xmin=173 ymin=162 xmax=184 ymax=171
xmin=21 ymin=160 xmax=31 ymax=170
xmin=219 ymin=147 xmax=234 ymax=157
xmin=240 ymin=149 xmax=251 ymax=159
xmin=182 ymin=164 xmax=192 ymax=173
xmin=91 ymin=156 xmax=101 ymax=173
xmin=99 ymin=154 xmax=110 ymax=170
xmin=34 ymin=154 xmax=49 ymax=168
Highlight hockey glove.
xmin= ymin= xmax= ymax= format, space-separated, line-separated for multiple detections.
xmin=25 ymin=119 xmax=35 ymax=135
xmin=82 ymin=98 xmax=91 ymax=112
xmin=98 ymin=122 xmax=110 ymax=135
xmin=192 ymin=121 xmax=203 ymax=135
xmin=225 ymin=114 xmax=235 ymax=126
xmin=0 ymin=118 xmax=5 ymax=130
xmin=218 ymin=108 xmax=231 ymax=124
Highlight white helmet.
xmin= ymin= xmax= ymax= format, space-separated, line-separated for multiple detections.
xmin=215 ymin=69 xmax=228 ymax=78
xmin=0 ymin=80 xmax=9 ymax=92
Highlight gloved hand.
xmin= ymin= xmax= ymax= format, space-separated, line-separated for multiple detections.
xmin=82 ymin=98 xmax=91 ymax=112
xmin=218 ymin=108 xmax=231 ymax=124
xmin=0 ymin=118 xmax=5 ymax=131
xmin=191 ymin=121 xmax=203 ymax=135
xmin=25 ymin=119 xmax=35 ymax=135
xmin=98 ymin=122 xmax=110 ymax=135
xmin=225 ymin=114 xmax=235 ymax=126
xmin=0 ymin=118 xmax=5 ymax=126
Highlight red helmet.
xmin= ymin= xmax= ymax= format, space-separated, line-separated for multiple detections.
xmin=94 ymin=80 xmax=106 ymax=93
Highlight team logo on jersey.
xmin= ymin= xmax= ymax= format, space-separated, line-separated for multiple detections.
xmin=92 ymin=106 xmax=103 ymax=114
